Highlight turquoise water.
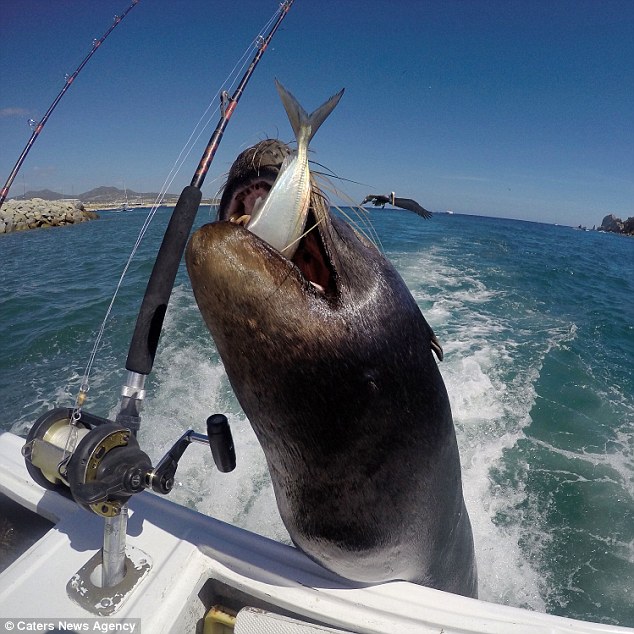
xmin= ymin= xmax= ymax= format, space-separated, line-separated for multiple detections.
xmin=1 ymin=207 xmax=632 ymax=627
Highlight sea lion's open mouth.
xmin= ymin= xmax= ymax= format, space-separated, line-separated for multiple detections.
xmin=221 ymin=161 xmax=335 ymax=297
xmin=225 ymin=178 xmax=273 ymax=226
xmin=289 ymin=209 xmax=334 ymax=295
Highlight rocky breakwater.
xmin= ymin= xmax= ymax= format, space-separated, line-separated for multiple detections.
xmin=0 ymin=199 xmax=98 ymax=234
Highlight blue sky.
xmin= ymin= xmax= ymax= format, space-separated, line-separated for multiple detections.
xmin=1 ymin=0 xmax=633 ymax=227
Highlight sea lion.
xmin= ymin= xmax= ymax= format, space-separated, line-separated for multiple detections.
xmin=185 ymin=87 xmax=477 ymax=598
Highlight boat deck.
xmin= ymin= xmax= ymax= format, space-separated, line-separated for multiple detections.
xmin=0 ymin=431 xmax=631 ymax=634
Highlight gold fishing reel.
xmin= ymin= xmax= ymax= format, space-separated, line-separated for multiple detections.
xmin=22 ymin=408 xmax=151 ymax=517
xmin=22 ymin=407 xmax=236 ymax=518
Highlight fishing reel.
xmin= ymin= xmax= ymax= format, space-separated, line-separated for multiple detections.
xmin=22 ymin=407 xmax=235 ymax=518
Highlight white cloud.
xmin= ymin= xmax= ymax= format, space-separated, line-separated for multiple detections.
xmin=0 ymin=107 xmax=30 ymax=118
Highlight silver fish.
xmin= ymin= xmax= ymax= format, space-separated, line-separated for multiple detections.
xmin=247 ymin=80 xmax=344 ymax=258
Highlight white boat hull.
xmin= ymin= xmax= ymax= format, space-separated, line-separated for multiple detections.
xmin=0 ymin=431 xmax=631 ymax=634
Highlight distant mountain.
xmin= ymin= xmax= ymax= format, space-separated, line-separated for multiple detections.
xmin=12 ymin=189 xmax=67 ymax=201
xmin=12 ymin=186 xmax=181 ymax=205
xmin=80 ymin=186 xmax=127 ymax=202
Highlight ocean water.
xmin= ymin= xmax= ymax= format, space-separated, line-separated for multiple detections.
xmin=0 ymin=206 xmax=632 ymax=627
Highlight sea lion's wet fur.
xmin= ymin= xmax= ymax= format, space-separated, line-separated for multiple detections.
xmin=186 ymin=140 xmax=477 ymax=597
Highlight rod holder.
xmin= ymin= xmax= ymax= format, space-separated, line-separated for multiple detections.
xmin=102 ymin=507 xmax=129 ymax=587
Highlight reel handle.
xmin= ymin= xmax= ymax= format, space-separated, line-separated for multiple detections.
xmin=207 ymin=414 xmax=236 ymax=473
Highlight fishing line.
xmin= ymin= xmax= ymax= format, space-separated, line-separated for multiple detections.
xmin=150 ymin=30 xmax=266 ymax=210
xmin=121 ymin=41 xmax=263 ymax=298
xmin=127 ymin=9 xmax=279 ymax=243
xmin=0 ymin=0 xmax=142 ymax=208
xmin=69 ymin=3 xmax=290 ymax=422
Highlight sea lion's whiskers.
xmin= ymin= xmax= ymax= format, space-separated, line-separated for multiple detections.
xmin=309 ymin=160 xmax=373 ymax=190
xmin=313 ymin=174 xmax=382 ymax=252
xmin=308 ymin=160 xmax=381 ymax=249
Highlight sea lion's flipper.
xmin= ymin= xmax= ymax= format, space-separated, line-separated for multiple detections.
xmin=430 ymin=332 xmax=443 ymax=361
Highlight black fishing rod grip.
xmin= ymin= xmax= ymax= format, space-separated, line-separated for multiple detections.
xmin=125 ymin=185 xmax=202 ymax=375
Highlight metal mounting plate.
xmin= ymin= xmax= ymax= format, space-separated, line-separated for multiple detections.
xmin=66 ymin=545 xmax=152 ymax=616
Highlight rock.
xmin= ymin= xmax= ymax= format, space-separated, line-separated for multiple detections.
xmin=598 ymin=214 xmax=634 ymax=235
xmin=0 ymin=199 xmax=98 ymax=234
xmin=600 ymin=214 xmax=624 ymax=233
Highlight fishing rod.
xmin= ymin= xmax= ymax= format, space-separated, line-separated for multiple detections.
xmin=120 ymin=0 xmax=294 ymax=423
xmin=22 ymin=0 xmax=295 ymax=592
xmin=109 ymin=0 xmax=294 ymax=588
xmin=0 ymin=0 xmax=141 ymax=209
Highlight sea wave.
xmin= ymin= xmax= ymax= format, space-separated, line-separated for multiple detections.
xmin=1 ymin=210 xmax=632 ymax=625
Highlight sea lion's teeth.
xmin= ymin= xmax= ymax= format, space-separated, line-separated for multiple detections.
xmin=230 ymin=214 xmax=251 ymax=226
xmin=309 ymin=281 xmax=326 ymax=293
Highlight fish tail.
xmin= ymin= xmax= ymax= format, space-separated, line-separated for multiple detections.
xmin=275 ymin=79 xmax=344 ymax=148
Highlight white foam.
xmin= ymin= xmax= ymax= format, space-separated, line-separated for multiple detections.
xmin=397 ymin=247 xmax=561 ymax=609
xmin=139 ymin=258 xmax=553 ymax=608
xmin=443 ymin=351 xmax=549 ymax=609
xmin=136 ymin=285 xmax=290 ymax=544
xmin=133 ymin=250 xmax=603 ymax=613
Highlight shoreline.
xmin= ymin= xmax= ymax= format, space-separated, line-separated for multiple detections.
xmin=83 ymin=200 xmax=218 ymax=212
